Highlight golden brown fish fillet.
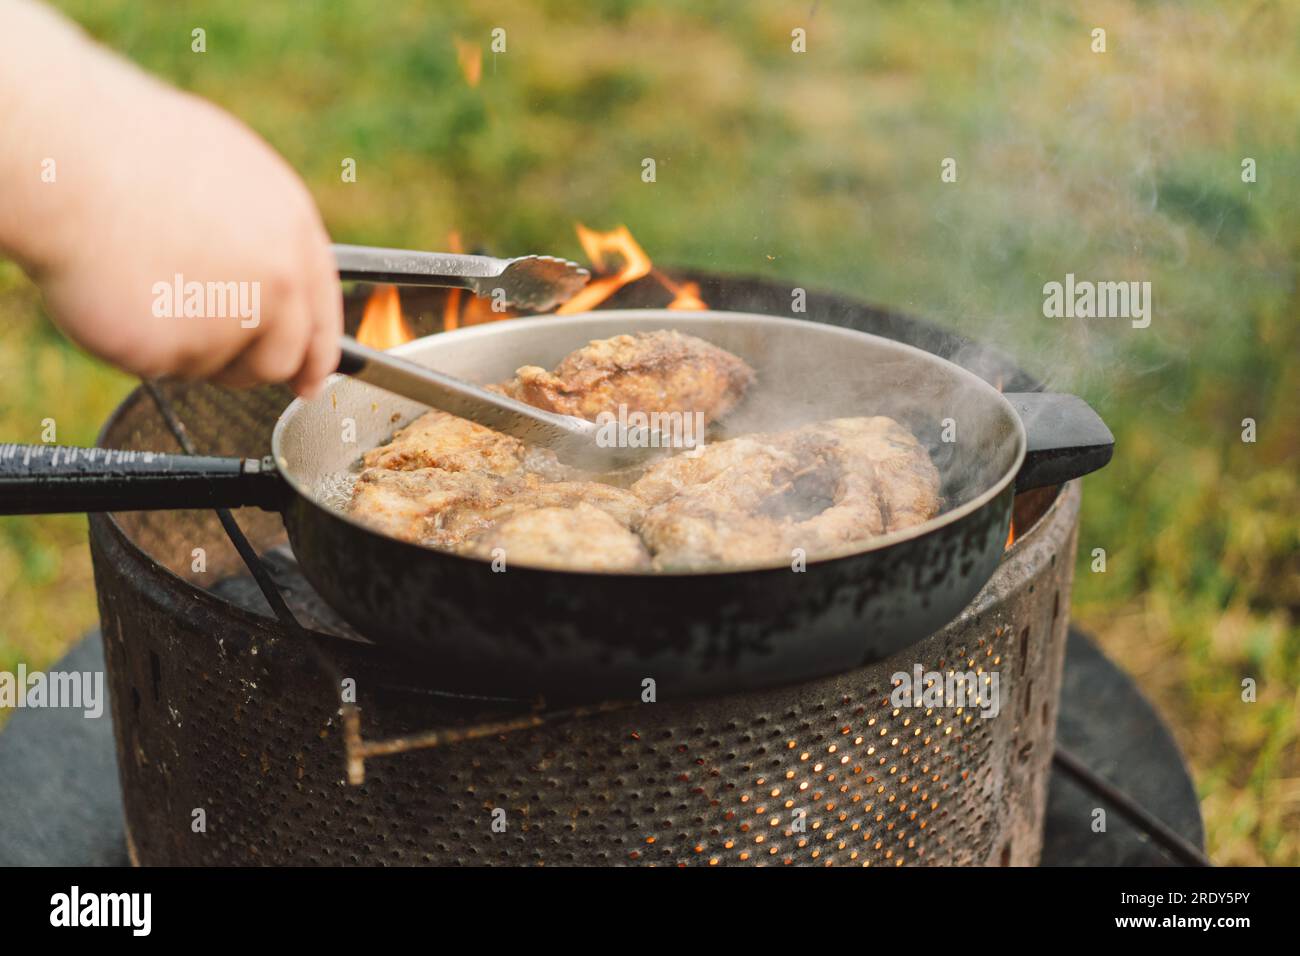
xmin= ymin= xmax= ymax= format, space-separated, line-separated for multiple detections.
xmin=631 ymin=437 xmax=801 ymax=507
xmin=502 ymin=330 xmax=755 ymax=424
xmin=346 ymin=467 xmax=515 ymax=548
xmin=633 ymin=416 xmax=939 ymax=570
xmin=798 ymin=417 xmax=942 ymax=533
xmin=347 ymin=330 xmax=754 ymax=565
xmin=637 ymin=510 xmax=803 ymax=572
xmin=634 ymin=438 xmax=846 ymax=571
xmin=474 ymin=480 xmax=645 ymax=528
xmin=344 ymin=330 xmax=939 ymax=573
xmin=466 ymin=504 xmax=651 ymax=572
xmin=361 ymin=408 xmax=530 ymax=476
xmin=348 ymin=466 xmax=645 ymax=557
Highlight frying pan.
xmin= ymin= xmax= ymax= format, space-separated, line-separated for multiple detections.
xmin=0 ymin=310 xmax=1113 ymax=700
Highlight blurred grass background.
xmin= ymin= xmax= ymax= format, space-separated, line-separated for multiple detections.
xmin=0 ymin=0 xmax=1295 ymax=864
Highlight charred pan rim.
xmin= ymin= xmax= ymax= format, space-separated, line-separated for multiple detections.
xmin=272 ymin=310 xmax=1028 ymax=578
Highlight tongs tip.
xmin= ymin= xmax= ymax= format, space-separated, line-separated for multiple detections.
xmin=495 ymin=255 xmax=591 ymax=312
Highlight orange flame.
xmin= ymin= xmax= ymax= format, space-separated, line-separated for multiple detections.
xmin=438 ymin=223 xmax=705 ymax=326
xmin=455 ymin=38 xmax=482 ymax=88
xmin=441 ymin=231 xmax=519 ymax=328
xmin=556 ymin=224 xmax=653 ymax=314
xmin=653 ymin=269 xmax=707 ymax=310
xmin=462 ymin=293 xmax=516 ymax=326
xmin=356 ymin=284 xmax=415 ymax=349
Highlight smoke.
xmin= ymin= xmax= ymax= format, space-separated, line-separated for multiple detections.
xmin=906 ymin=3 xmax=1227 ymax=415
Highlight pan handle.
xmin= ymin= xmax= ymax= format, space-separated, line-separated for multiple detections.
xmin=0 ymin=444 xmax=290 ymax=515
xmin=1004 ymin=393 xmax=1114 ymax=491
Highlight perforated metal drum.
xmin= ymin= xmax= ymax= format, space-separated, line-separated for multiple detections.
xmin=90 ymin=275 xmax=1081 ymax=866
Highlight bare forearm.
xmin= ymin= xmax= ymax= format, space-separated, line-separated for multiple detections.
xmin=0 ymin=0 xmax=153 ymax=274
xmin=0 ymin=0 xmax=342 ymax=395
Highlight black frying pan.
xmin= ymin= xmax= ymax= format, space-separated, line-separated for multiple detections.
xmin=0 ymin=310 xmax=1112 ymax=700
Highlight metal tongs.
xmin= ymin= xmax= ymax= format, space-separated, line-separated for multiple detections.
xmin=332 ymin=243 xmax=667 ymax=471
xmin=334 ymin=243 xmax=589 ymax=312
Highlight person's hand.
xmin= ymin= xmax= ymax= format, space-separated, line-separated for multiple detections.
xmin=0 ymin=3 xmax=342 ymax=397
xmin=39 ymin=81 xmax=343 ymax=397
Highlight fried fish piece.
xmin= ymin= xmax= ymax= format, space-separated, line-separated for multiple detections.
xmin=637 ymin=510 xmax=801 ymax=572
xmin=630 ymin=436 xmax=801 ymax=507
xmin=466 ymin=503 xmax=651 ymax=572
xmin=346 ymin=467 xmax=515 ymax=548
xmin=633 ymin=437 xmax=844 ymax=571
xmin=634 ymin=416 xmax=939 ymax=570
xmin=502 ymin=330 xmax=755 ymax=424
xmin=348 ymin=465 xmax=646 ymax=562
xmin=361 ymin=408 xmax=531 ymax=476
xmin=798 ymin=417 xmax=942 ymax=533
xmin=346 ymin=332 xmax=939 ymax=573
xmin=475 ymin=480 xmax=645 ymax=528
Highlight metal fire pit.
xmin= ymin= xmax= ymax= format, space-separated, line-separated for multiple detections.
xmin=90 ymin=274 xmax=1080 ymax=866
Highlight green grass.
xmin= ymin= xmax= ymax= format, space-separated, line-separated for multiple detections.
xmin=1 ymin=0 xmax=1295 ymax=864
xmin=0 ymin=262 xmax=132 ymax=678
